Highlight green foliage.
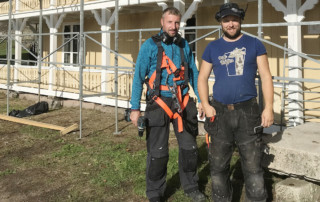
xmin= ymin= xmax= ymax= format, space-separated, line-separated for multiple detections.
xmin=0 ymin=169 xmax=16 ymax=177
xmin=20 ymin=125 xmax=58 ymax=139
xmin=0 ymin=39 xmax=34 ymax=61
xmin=167 ymin=147 xmax=179 ymax=178
xmin=9 ymin=156 xmax=24 ymax=166
xmin=0 ymin=39 xmax=7 ymax=57
xmin=53 ymin=143 xmax=86 ymax=158
xmin=91 ymin=142 xmax=146 ymax=196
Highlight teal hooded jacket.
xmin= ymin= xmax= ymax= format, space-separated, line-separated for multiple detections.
xmin=130 ymin=32 xmax=200 ymax=110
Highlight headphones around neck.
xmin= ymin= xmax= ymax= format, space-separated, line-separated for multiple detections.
xmin=160 ymin=31 xmax=182 ymax=45
xmin=215 ymin=3 xmax=246 ymax=21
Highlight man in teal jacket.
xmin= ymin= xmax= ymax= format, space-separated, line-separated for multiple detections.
xmin=130 ymin=7 xmax=205 ymax=202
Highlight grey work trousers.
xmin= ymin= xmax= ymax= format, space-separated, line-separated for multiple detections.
xmin=205 ymin=98 xmax=267 ymax=202
xmin=144 ymin=96 xmax=200 ymax=200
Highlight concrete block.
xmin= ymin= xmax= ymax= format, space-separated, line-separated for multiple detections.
xmin=275 ymin=178 xmax=320 ymax=202
xmin=47 ymin=96 xmax=63 ymax=110
xmin=262 ymin=122 xmax=320 ymax=182
xmin=61 ymin=100 xmax=80 ymax=108
xmin=8 ymin=91 xmax=19 ymax=98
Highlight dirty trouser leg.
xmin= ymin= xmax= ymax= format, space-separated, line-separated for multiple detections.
xmin=236 ymin=101 xmax=267 ymax=202
xmin=205 ymin=108 xmax=234 ymax=202
xmin=237 ymin=138 xmax=267 ymax=202
xmin=145 ymin=104 xmax=171 ymax=200
xmin=209 ymin=137 xmax=234 ymax=202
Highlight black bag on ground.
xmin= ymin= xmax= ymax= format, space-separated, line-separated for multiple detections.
xmin=9 ymin=101 xmax=49 ymax=118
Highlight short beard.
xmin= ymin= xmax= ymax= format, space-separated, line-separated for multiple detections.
xmin=223 ymin=28 xmax=241 ymax=40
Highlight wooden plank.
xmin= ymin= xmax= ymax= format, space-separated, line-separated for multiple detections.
xmin=60 ymin=123 xmax=79 ymax=135
xmin=0 ymin=114 xmax=78 ymax=135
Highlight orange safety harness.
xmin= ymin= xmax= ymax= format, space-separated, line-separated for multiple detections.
xmin=146 ymin=35 xmax=190 ymax=133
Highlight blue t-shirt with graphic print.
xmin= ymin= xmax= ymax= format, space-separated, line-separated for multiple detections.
xmin=202 ymin=34 xmax=266 ymax=104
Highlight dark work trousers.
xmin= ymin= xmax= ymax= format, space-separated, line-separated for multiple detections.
xmin=144 ymin=96 xmax=200 ymax=200
xmin=204 ymin=98 xmax=267 ymax=202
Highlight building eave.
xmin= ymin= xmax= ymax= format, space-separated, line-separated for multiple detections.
xmin=0 ymin=0 xmax=168 ymax=21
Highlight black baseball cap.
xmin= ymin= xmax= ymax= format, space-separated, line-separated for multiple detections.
xmin=215 ymin=3 xmax=245 ymax=21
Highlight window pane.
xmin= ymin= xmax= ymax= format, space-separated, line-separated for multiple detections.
xmin=64 ymin=25 xmax=70 ymax=32
xmin=64 ymin=39 xmax=71 ymax=52
xmin=73 ymin=25 xmax=80 ymax=38
xmin=64 ymin=53 xmax=70 ymax=64
xmin=73 ymin=25 xmax=80 ymax=32
xmin=64 ymin=25 xmax=70 ymax=38
xmin=185 ymin=34 xmax=195 ymax=52
xmin=189 ymin=43 xmax=195 ymax=54
xmin=73 ymin=53 xmax=78 ymax=65
xmin=73 ymin=39 xmax=78 ymax=52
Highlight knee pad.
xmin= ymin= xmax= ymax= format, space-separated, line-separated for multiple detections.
xmin=181 ymin=148 xmax=198 ymax=172
xmin=239 ymin=138 xmax=263 ymax=172
xmin=245 ymin=174 xmax=267 ymax=200
xmin=148 ymin=156 xmax=169 ymax=181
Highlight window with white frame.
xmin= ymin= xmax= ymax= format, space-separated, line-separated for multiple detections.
xmin=63 ymin=24 xmax=80 ymax=66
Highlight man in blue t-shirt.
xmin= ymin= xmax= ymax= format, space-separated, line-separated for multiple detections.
xmin=198 ymin=3 xmax=274 ymax=202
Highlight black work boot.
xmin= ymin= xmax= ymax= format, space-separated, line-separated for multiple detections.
xmin=185 ymin=190 xmax=206 ymax=202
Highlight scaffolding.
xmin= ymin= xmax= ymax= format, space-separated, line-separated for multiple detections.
xmin=1 ymin=0 xmax=320 ymax=137
xmin=2 ymin=0 xmax=132 ymax=138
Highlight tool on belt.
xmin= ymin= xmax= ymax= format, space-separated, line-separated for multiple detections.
xmin=205 ymin=116 xmax=215 ymax=148
xmin=137 ymin=116 xmax=147 ymax=137
xmin=145 ymin=35 xmax=190 ymax=133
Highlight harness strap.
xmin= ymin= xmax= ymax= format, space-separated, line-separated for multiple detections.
xmin=162 ymin=52 xmax=178 ymax=73
xmin=153 ymin=37 xmax=163 ymax=97
xmin=148 ymin=52 xmax=185 ymax=91
xmin=148 ymin=35 xmax=191 ymax=133
xmin=153 ymin=93 xmax=190 ymax=133
xmin=153 ymin=96 xmax=173 ymax=118
xmin=179 ymin=47 xmax=189 ymax=87
xmin=150 ymin=35 xmax=187 ymax=93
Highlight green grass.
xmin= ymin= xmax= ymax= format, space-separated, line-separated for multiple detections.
xmin=91 ymin=142 xmax=146 ymax=189
xmin=20 ymin=125 xmax=59 ymax=139
xmin=0 ymin=169 xmax=16 ymax=177
xmin=53 ymin=143 xmax=87 ymax=158
xmin=0 ymin=93 xmax=282 ymax=201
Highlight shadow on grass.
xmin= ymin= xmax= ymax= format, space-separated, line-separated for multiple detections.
xmin=164 ymin=171 xmax=180 ymax=199
xmin=84 ymin=117 xmax=132 ymax=137
xmin=197 ymin=142 xmax=210 ymax=194
xmin=230 ymin=154 xmax=278 ymax=202
xmin=230 ymin=158 xmax=244 ymax=202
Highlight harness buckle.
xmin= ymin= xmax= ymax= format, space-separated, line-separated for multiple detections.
xmin=175 ymin=101 xmax=182 ymax=113
xmin=172 ymin=69 xmax=185 ymax=81
xmin=146 ymin=88 xmax=158 ymax=103
xmin=152 ymin=94 xmax=158 ymax=101
xmin=227 ymin=104 xmax=234 ymax=111
xmin=174 ymin=69 xmax=181 ymax=77
xmin=168 ymin=82 xmax=182 ymax=113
